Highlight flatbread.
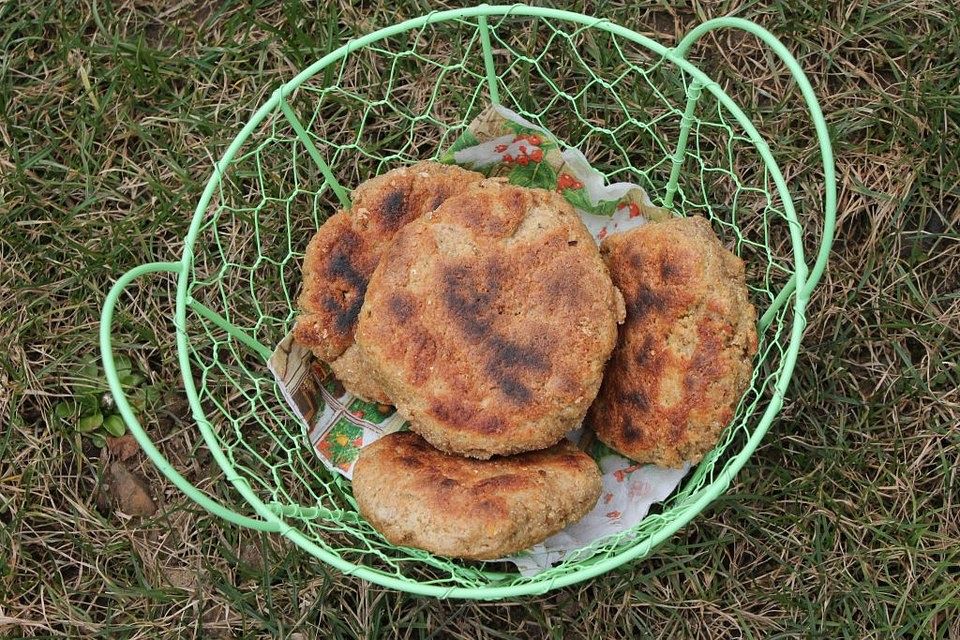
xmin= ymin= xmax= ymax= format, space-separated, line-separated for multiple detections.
xmin=352 ymin=431 xmax=601 ymax=560
xmin=586 ymin=216 xmax=758 ymax=468
xmin=356 ymin=179 xmax=625 ymax=458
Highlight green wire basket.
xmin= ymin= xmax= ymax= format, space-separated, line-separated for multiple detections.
xmin=100 ymin=5 xmax=835 ymax=599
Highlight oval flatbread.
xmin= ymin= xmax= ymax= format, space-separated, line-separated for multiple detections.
xmin=352 ymin=431 xmax=601 ymax=560
xmin=586 ymin=216 xmax=758 ymax=468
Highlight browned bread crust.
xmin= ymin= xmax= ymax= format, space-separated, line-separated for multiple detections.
xmin=356 ymin=179 xmax=625 ymax=458
xmin=587 ymin=216 xmax=758 ymax=468
xmin=352 ymin=431 xmax=601 ymax=559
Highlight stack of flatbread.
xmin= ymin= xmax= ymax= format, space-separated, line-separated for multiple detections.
xmin=295 ymin=162 xmax=757 ymax=559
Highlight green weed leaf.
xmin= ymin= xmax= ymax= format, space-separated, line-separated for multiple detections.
xmin=103 ymin=414 xmax=126 ymax=437
xmin=76 ymin=413 xmax=104 ymax=433
xmin=54 ymin=401 xmax=78 ymax=421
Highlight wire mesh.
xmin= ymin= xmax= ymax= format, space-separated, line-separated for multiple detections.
xmin=179 ymin=11 xmax=799 ymax=592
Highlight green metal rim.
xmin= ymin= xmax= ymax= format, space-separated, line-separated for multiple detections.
xmin=100 ymin=3 xmax=836 ymax=599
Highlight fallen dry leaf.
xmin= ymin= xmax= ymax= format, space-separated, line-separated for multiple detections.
xmin=164 ymin=567 xmax=199 ymax=591
xmin=238 ymin=541 xmax=264 ymax=575
xmin=106 ymin=462 xmax=156 ymax=516
xmin=105 ymin=434 xmax=139 ymax=461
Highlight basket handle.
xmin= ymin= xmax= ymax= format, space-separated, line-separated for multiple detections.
xmin=99 ymin=261 xmax=281 ymax=532
xmin=674 ymin=17 xmax=837 ymax=302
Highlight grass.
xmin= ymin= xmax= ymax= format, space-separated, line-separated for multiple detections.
xmin=2 ymin=0 xmax=958 ymax=637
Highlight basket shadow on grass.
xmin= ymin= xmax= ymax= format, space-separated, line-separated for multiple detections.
xmin=177 ymin=12 xmax=805 ymax=592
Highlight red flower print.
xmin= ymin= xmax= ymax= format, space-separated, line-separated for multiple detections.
xmin=628 ymin=481 xmax=650 ymax=499
xmin=612 ymin=463 xmax=642 ymax=482
xmin=598 ymin=228 xmax=608 ymax=241
xmin=514 ymin=133 xmax=542 ymax=146
xmin=556 ymin=173 xmax=583 ymax=191
xmin=606 ymin=511 xmax=622 ymax=519
xmin=603 ymin=493 xmax=613 ymax=504
xmin=530 ymin=149 xmax=543 ymax=162
xmin=618 ymin=202 xmax=642 ymax=218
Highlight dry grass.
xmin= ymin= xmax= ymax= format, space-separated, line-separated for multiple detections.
xmin=2 ymin=0 xmax=958 ymax=638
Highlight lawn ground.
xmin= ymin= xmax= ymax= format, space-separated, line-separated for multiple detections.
xmin=1 ymin=1 xmax=958 ymax=638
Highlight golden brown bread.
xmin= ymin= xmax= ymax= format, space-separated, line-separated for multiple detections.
xmin=293 ymin=162 xmax=483 ymax=400
xmin=586 ymin=216 xmax=758 ymax=468
xmin=352 ymin=431 xmax=601 ymax=559
xmin=355 ymin=179 xmax=625 ymax=458
xmin=328 ymin=344 xmax=391 ymax=404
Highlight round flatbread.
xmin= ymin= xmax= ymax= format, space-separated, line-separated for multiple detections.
xmin=586 ymin=216 xmax=758 ymax=468
xmin=355 ymin=179 xmax=625 ymax=458
xmin=352 ymin=431 xmax=601 ymax=560
xmin=293 ymin=162 xmax=483 ymax=402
